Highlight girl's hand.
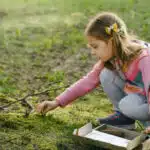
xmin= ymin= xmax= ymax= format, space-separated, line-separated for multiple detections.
xmin=144 ymin=126 xmax=150 ymax=134
xmin=36 ymin=100 xmax=59 ymax=114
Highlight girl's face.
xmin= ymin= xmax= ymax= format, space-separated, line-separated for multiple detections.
xmin=87 ymin=36 xmax=114 ymax=62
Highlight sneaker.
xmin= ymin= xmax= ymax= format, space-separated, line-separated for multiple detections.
xmin=96 ymin=111 xmax=135 ymax=130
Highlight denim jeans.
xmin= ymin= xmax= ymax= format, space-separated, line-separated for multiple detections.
xmin=99 ymin=68 xmax=150 ymax=123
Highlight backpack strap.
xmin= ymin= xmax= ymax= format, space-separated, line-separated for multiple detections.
xmin=126 ymin=49 xmax=150 ymax=81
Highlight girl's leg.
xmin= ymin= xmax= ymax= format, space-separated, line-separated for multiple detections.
xmin=119 ymin=93 xmax=150 ymax=121
xmin=98 ymin=68 xmax=135 ymax=129
xmin=99 ymin=68 xmax=126 ymax=110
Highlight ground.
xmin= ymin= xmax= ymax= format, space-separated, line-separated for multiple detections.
xmin=0 ymin=0 xmax=150 ymax=149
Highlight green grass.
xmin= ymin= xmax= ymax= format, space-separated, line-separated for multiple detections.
xmin=0 ymin=0 xmax=149 ymax=149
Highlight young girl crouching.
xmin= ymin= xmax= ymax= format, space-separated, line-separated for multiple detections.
xmin=36 ymin=12 xmax=150 ymax=133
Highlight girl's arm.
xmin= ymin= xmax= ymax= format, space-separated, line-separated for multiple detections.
xmin=56 ymin=60 xmax=104 ymax=107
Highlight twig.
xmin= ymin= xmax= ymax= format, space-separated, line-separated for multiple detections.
xmin=0 ymin=84 xmax=70 ymax=115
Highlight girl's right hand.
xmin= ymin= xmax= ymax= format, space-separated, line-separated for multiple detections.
xmin=36 ymin=100 xmax=60 ymax=114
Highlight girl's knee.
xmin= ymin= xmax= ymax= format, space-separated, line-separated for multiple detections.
xmin=118 ymin=95 xmax=136 ymax=114
xmin=119 ymin=98 xmax=135 ymax=119
xmin=119 ymin=94 xmax=145 ymax=111
xmin=118 ymin=94 xmax=148 ymax=120
xmin=119 ymin=98 xmax=129 ymax=114
xmin=99 ymin=68 xmax=115 ymax=86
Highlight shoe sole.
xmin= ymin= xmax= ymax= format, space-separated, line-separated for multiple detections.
xmin=96 ymin=119 xmax=135 ymax=130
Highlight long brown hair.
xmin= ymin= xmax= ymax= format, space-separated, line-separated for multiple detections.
xmin=85 ymin=12 xmax=143 ymax=70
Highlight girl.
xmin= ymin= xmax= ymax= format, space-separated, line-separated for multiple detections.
xmin=36 ymin=12 xmax=150 ymax=133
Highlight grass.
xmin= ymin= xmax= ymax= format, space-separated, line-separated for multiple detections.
xmin=0 ymin=0 xmax=150 ymax=149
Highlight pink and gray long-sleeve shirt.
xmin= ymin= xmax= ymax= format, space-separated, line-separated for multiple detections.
xmin=56 ymin=43 xmax=150 ymax=107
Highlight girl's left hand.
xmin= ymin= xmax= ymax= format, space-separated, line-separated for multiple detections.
xmin=144 ymin=126 xmax=150 ymax=134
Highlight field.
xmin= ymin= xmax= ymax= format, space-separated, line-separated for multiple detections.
xmin=0 ymin=0 xmax=149 ymax=149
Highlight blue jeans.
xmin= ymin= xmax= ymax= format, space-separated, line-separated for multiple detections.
xmin=99 ymin=68 xmax=150 ymax=124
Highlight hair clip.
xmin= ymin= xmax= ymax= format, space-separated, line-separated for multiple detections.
xmin=105 ymin=23 xmax=119 ymax=35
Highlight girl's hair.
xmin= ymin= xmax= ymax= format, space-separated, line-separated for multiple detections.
xmin=85 ymin=12 xmax=143 ymax=70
